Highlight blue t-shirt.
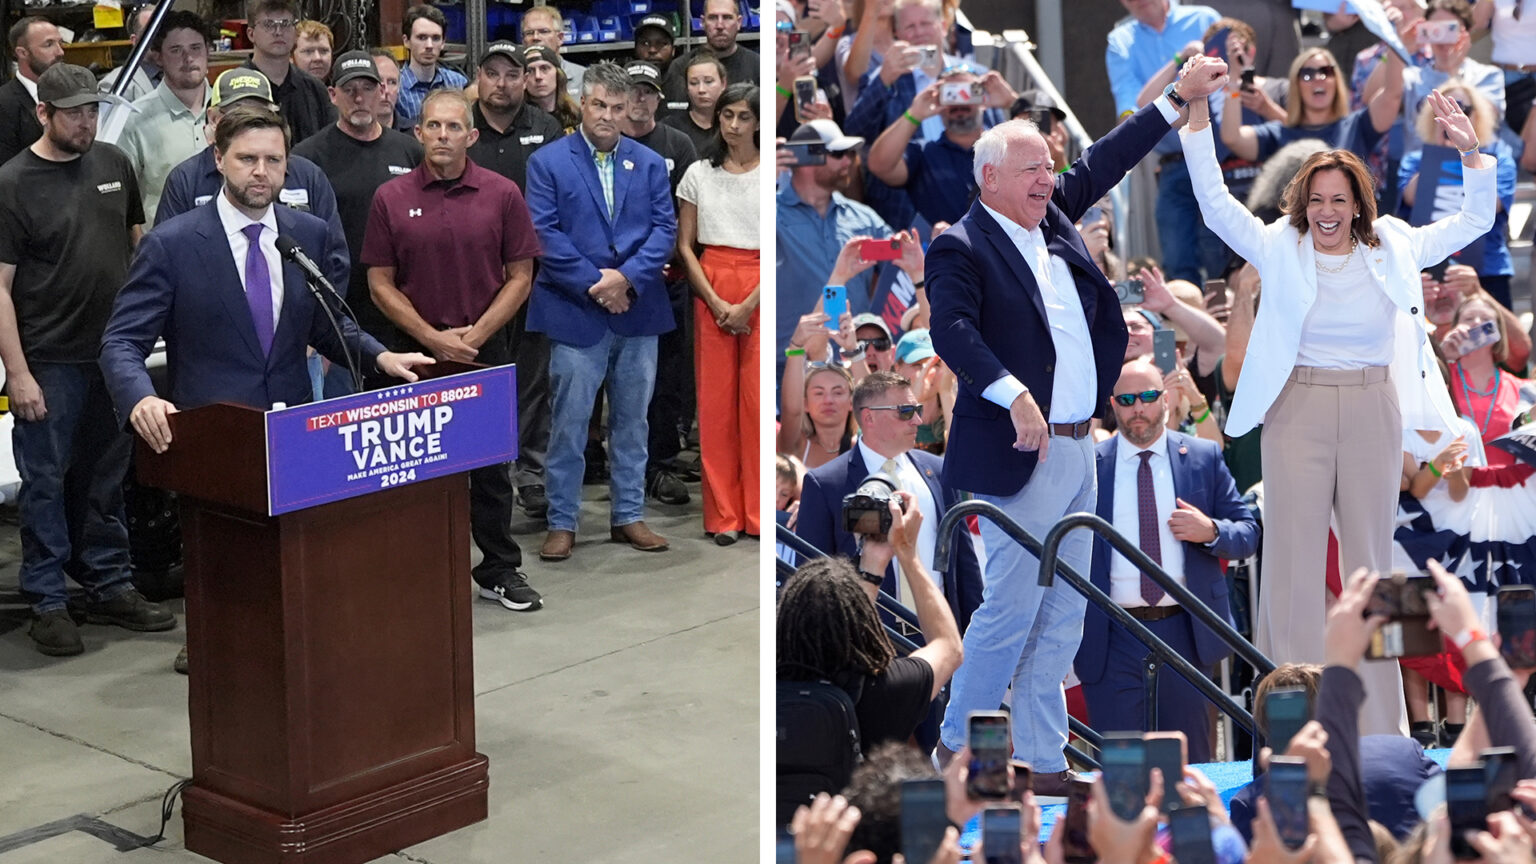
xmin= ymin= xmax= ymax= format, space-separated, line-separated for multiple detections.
xmin=902 ymin=134 xmax=978 ymax=226
xmin=1250 ymin=106 xmax=1385 ymax=163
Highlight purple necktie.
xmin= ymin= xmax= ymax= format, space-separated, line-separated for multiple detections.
xmin=1137 ymin=450 xmax=1165 ymax=605
xmin=242 ymin=223 xmax=273 ymax=356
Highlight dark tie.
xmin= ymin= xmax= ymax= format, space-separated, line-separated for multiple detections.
xmin=242 ymin=223 xmax=273 ymax=356
xmin=1137 ymin=450 xmax=1165 ymax=605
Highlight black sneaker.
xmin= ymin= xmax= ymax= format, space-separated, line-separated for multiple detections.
xmin=478 ymin=571 xmax=543 ymax=612
xmin=30 ymin=610 xmax=84 ymax=656
xmin=646 ymin=468 xmax=690 ymax=505
xmin=84 ymin=588 xmax=177 ymax=632
xmin=1410 ymin=721 xmax=1439 ymax=749
xmin=518 ymin=484 xmax=549 ymax=519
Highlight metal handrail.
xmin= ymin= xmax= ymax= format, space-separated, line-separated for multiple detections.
xmin=934 ymin=501 xmax=1268 ymax=736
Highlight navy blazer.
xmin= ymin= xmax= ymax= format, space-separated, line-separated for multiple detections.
xmin=1074 ymin=431 xmax=1260 ymax=682
xmin=795 ymin=446 xmax=984 ymax=633
xmin=523 ymin=133 xmax=676 ymax=348
xmin=99 ymin=202 xmax=385 ymax=423
xmin=928 ymin=102 xmax=1173 ymax=497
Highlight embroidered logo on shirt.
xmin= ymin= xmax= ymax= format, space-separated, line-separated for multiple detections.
xmin=97 ymin=181 xmax=122 ymax=194
xmin=664 ymin=158 xmax=675 ymax=171
xmin=409 ymin=208 xmax=423 ymax=217
xmin=388 ymin=165 xmax=410 ymax=175
xmin=519 ymin=134 xmax=545 ymax=145
xmin=194 ymin=194 xmax=213 ymax=205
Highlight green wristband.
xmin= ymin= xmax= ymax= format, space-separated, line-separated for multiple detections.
xmin=1429 ymin=461 xmax=1443 ymax=478
xmin=903 ymin=110 xmax=922 ymax=127
xmin=776 ymin=84 xmax=791 ymax=98
xmin=1195 ymin=407 xmax=1212 ymax=424
xmin=784 ymin=347 xmax=807 ymax=357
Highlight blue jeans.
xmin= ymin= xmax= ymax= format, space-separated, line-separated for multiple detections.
xmin=14 ymin=362 xmax=134 ymax=613
xmin=546 ymin=331 xmax=658 ymax=533
xmin=1157 ymin=157 xmax=1232 ymax=284
xmin=939 ymin=434 xmax=1096 ymax=771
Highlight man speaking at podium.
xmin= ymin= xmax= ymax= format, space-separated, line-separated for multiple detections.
xmin=98 ymin=103 xmax=433 ymax=451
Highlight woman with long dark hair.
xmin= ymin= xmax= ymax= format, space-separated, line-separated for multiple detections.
xmin=676 ymin=83 xmax=761 ymax=544
xmin=1180 ymin=55 xmax=1494 ymax=734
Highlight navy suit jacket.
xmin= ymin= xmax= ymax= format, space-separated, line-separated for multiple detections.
xmin=928 ymin=102 xmax=1174 ymax=496
xmin=99 ymin=202 xmax=385 ymax=423
xmin=1075 ymin=431 xmax=1260 ymax=683
xmin=523 ymin=133 xmax=676 ymax=348
xmin=795 ymin=446 xmax=984 ymax=633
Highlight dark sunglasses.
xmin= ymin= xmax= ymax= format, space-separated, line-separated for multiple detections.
xmin=826 ymin=148 xmax=856 ymax=160
xmin=1455 ymin=100 xmax=1474 ymax=115
xmin=859 ymin=336 xmax=893 ymax=351
xmin=776 ymin=19 xmax=794 ymax=31
xmin=1112 ymin=389 xmax=1164 ymax=407
xmin=1298 ymin=65 xmax=1335 ymax=82
xmin=866 ymin=403 xmax=924 ymax=421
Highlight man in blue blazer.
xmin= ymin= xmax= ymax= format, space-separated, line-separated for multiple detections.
xmin=99 ymin=104 xmax=432 ymax=452
xmin=523 ymin=62 xmax=677 ymax=563
xmin=929 ymin=64 xmax=1229 ymax=792
xmin=1074 ymin=361 xmax=1259 ymax=763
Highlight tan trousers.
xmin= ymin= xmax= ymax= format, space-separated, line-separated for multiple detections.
xmin=1256 ymin=366 xmax=1407 ymax=736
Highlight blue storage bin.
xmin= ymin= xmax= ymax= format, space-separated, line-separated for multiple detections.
xmin=438 ymin=3 xmax=467 ymax=42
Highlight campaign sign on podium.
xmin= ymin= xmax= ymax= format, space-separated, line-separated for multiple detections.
xmin=265 ymin=365 xmax=517 ymax=515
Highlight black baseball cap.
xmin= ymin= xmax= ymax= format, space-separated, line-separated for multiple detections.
xmin=480 ymin=41 xmax=525 ymax=67
xmin=211 ymin=68 xmax=275 ymax=108
xmin=1011 ymin=88 xmax=1067 ymax=121
xmin=331 ymin=51 xmax=382 ymax=87
xmin=625 ymin=60 xmax=663 ymax=91
xmin=634 ymin=13 xmax=676 ymax=39
xmin=521 ymin=44 xmax=558 ymax=67
xmin=38 ymin=64 xmax=115 ymax=108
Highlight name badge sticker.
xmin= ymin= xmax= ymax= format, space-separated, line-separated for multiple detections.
xmin=279 ymin=188 xmax=310 ymax=207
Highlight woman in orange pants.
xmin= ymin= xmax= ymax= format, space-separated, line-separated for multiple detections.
xmin=676 ymin=83 xmax=760 ymax=545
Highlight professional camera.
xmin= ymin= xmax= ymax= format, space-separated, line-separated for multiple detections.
xmin=841 ymin=472 xmax=906 ymax=536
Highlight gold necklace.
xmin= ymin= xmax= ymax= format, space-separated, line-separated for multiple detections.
xmin=1314 ymin=237 xmax=1358 ymax=274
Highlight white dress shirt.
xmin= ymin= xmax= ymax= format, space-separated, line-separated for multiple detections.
xmin=858 ymin=439 xmax=940 ymax=607
xmin=216 ymin=191 xmax=285 ymax=325
xmin=976 ymin=201 xmax=1097 ymax=424
xmin=17 ymin=73 xmax=37 ymax=104
xmin=1109 ymin=432 xmax=1185 ymax=607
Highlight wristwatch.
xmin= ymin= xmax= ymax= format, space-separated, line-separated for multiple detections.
xmin=1163 ymin=81 xmax=1190 ymax=110
xmin=858 ymin=569 xmax=885 ymax=587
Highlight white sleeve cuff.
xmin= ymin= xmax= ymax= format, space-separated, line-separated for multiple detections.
xmin=1153 ymin=93 xmax=1181 ymax=125
xmin=982 ymin=374 xmax=1028 ymax=410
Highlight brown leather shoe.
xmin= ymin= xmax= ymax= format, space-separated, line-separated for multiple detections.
xmin=539 ymin=530 xmax=575 ymax=561
xmin=1031 ymin=768 xmax=1093 ymax=797
xmin=609 ymin=521 xmax=669 ymax=551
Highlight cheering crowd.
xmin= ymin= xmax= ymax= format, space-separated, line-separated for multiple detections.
xmin=0 ymin=0 xmax=762 ymax=662
xmin=776 ymin=0 xmax=1536 ymax=859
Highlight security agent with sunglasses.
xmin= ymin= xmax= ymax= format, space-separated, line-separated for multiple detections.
xmin=927 ymin=61 xmax=1228 ymax=794
xmin=1073 ymin=360 xmax=1258 ymax=763
xmin=795 ymin=370 xmax=983 ymax=681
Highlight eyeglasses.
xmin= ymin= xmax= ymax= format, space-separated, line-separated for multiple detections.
xmin=523 ymin=27 xmax=558 ymax=37
xmin=1298 ymin=65 xmax=1335 ymax=82
xmin=1112 ymin=390 xmax=1164 ymax=407
xmin=859 ymin=336 xmax=892 ymax=351
xmin=256 ymin=17 xmax=298 ymax=32
xmin=826 ymin=148 xmax=856 ymax=160
xmin=866 ymin=403 xmax=924 ymax=421
xmin=776 ymin=20 xmax=795 ymax=31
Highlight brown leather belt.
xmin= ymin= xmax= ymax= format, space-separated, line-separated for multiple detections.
xmin=1049 ymin=420 xmax=1093 ymax=439
xmin=1123 ymin=605 xmax=1184 ymax=622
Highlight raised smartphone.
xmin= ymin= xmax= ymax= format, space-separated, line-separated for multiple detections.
xmin=1498 ymin=586 xmax=1536 ymax=669
xmin=859 ymin=237 xmax=903 ymax=262
xmin=1267 ymin=756 xmax=1309 ymax=851
xmin=901 ymin=778 xmax=950 ymax=864
xmin=1446 ymin=765 xmax=1487 ymax=860
xmin=1152 ymin=329 xmax=1178 ymax=375
xmin=982 ymin=806 xmax=1023 ymax=864
xmin=1169 ymin=805 xmax=1217 ymax=864
xmin=1063 ymin=778 xmax=1095 ymax=864
xmin=967 ymin=710 xmax=1012 ymax=800
xmin=1265 ymin=686 xmax=1311 ymax=755
xmin=822 ymin=285 xmax=847 ymax=330
xmin=1100 ymin=733 xmax=1148 ymax=821
xmin=1144 ymin=732 xmax=1185 ymax=813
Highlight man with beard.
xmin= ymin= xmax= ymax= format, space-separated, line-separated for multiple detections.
xmin=118 ymin=10 xmax=215 ymax=220
xmin=0 ymin=17 xmax=65 ymax=163
xmin=464 ymin=41 xmax=561 ymax=518
xmin=1073 ymin=360 xmax=1257 ymax=762
xmin=623 ymin=58 xmax=697 ymax=506
xmin=100 ymin=4 xmax=163 ymax=103
xmin=293 ymin=53 xmax=424 ymax=363
xmin=0 ymin=64 xmax=172 ymax=656
xmin=866 ymin=66 xmax=1016 ymax=226
xmin=362 ymin=89 xmax=544 ymax=610
xmin=661 ymin=0 xmax=759 ymax=108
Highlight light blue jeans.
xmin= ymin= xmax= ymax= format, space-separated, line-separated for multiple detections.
xmin=939 ymin=433 xmax=1096 ymax=771
xmin=546 ymin=330 xmax=658 ymax=533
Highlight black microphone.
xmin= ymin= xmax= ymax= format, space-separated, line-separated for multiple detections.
xmin=275 ymin=235 xmax=346 ymax=308
xmin=275 ymin=234 xmax=362 ymax=393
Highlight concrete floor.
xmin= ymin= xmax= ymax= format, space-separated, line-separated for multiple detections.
xmin=0 ymin=485 xmax=761 ymax=863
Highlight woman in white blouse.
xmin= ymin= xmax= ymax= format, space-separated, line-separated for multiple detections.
xmin=1177 ymin=55 xmax=1494 ymax=734
xmin=676 ymin=82 xmax=761 ymax=546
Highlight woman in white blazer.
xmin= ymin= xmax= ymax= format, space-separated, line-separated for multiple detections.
xmin=1176 ymin=56 xmax=1494 ymax=735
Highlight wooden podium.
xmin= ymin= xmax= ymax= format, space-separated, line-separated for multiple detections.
xmin=138 ymin=364 xmax=497 ymax=864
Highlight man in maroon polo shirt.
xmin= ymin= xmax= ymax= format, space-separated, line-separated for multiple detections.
xmin=361 ymin=87 xmax=543 ymax=613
